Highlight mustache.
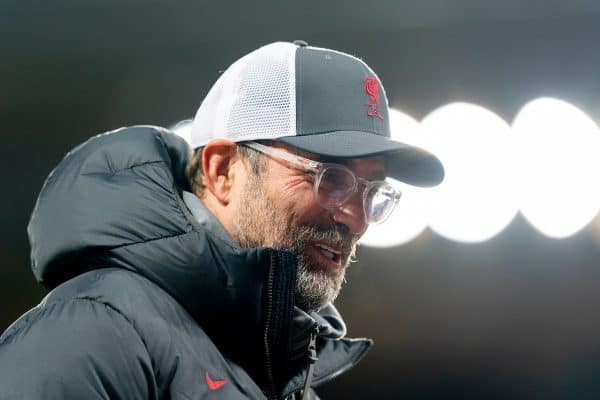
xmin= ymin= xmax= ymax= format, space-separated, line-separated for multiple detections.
xmin=285 ymin=223 xmax=357 ymax=256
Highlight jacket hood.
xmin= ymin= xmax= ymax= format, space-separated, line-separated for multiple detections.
xmin=29 ymin=126 xmax=193 ymax=287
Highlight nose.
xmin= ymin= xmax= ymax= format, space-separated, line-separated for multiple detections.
xmin=331 ymin=191 xmax=368 ymax=235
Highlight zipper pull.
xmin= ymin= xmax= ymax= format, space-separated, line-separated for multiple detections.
xmin=301 ymin=326 xmax=319 ymax=400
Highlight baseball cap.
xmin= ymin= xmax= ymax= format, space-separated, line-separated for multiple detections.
xmin=191 ymin=41 xmax=444 ymax=187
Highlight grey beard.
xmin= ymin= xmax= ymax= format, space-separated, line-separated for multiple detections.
xmin=282 ymin=224 xmax=355 ymax=311
xmin=295 ymin=254 xmax=342 ymax=311
xmin=231 ymin=176 xmax=356 ymax=312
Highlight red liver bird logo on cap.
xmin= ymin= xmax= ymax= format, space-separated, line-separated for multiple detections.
xmin=364 ymin=76 xmax=384 ymax=120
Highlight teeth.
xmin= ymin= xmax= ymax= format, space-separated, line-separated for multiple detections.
xmin=321 ymin=249 xmax=335 ymax=259
xmin=315 ymin=243 xmax=340 ymax=260
xmin=315 ymin=243 xmax=341 ymax=254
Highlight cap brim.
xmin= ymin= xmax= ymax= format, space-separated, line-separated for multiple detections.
xmin=278 ymin=131 xmax=444 ymax=187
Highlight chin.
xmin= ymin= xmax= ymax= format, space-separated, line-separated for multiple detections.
xmin=295 ymin=265 xmax=343 ymax=312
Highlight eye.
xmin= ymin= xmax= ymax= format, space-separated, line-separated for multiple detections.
xmin=321 ymin=167 xmax=354 ymax=190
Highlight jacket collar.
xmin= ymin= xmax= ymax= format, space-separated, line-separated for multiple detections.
xmin=180 ymin=190 xmax=373 ymax=396
xmin=182 ymin=191 xmax=235 ymax=246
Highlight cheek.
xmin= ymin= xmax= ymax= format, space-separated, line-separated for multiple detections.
xmin=229 ymin=169 xmax=252 ymax=203
xmin=287 ymin=193 xmax=330 ymax=226
xmin=268 ymin=177 xmax=323 ymax=220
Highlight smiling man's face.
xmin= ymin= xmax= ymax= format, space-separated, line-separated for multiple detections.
xmin=231 ymin=142 xmax=385 ymax=311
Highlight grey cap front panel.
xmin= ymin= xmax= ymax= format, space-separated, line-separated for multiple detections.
xmin=283 ymin=42 xmax=445 ymax=187
xmin=295 ymin=46 xmax=390 ymax=138
xmin=279 ymin=131 xmax=445 ymax=187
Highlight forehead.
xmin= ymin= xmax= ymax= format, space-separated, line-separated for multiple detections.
xmin=270 ymin=141 xmax=387 ymax=178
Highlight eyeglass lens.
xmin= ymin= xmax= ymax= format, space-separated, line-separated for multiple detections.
xmin=316 ymin=166 xmax=398 ymax=224
xmin=364 ymin=184 xmax=397 ymax=223
xmin=315 ymin=166 xmax=356 ymax=206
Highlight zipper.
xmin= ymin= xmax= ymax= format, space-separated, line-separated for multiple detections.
xmin=300 ymin=324 xmax=320 ymax=400
xmin=283 ymin=337 xmax=373 ymax=398
xmin=263 ymin=254 xmax=278 ymax=400
xmin=305 ymin=339 xmax=371 ymax=388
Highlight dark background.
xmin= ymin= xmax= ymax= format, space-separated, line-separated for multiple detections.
xmin=3 ymin=1 xmax=600 ymax=398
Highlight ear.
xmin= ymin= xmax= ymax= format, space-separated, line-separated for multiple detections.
xmin=201 ymin=139 xmax=240 ymax=205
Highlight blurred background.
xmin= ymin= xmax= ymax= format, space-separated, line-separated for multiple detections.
xmin=3 ymin=1 xmax=600 ymax=398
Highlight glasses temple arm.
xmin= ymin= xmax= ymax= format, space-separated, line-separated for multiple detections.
xmin=243 ymin=141 xmax=322 ymax=172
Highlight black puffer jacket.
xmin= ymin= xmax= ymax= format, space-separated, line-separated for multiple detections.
xmin=0 ymin=126 xmax=372 ymax=399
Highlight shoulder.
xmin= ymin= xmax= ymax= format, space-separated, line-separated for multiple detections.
xmin=0 ymin=268 xmax=197 ymax=398
xmin=0 ymin=290 xmax=154 ymax=398
xmin=33 ymin=268 xmax=204 ymax=347
xmin=1 ymin=269 xmax=149 ymax=344
xmin=42 ymin=267 xmax=189 ymax=324
xmin=0 ymin=268 xmax=243 ymax=398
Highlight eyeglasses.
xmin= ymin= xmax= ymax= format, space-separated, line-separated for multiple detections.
xmin=242 ymin=141 xmax=402 ymax=225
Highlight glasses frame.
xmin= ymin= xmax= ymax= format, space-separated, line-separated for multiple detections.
xmin=242 ymin=141 xmax=402 ymax=224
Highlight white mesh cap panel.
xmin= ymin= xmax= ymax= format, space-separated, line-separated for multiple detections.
xmin=191 ymin=42 xmax=297 ymax=149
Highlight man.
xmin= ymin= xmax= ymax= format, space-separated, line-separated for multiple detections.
xmin=0 ymin=41 xmax=443 ymax=399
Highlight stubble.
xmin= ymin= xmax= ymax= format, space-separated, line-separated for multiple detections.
xmin=231 ymin=174 xmax=357 ymax=311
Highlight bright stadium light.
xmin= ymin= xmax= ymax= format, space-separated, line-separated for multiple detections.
xmin=360 ymin=109 xmax=430 ymax=247
xmin=421 ymin=103 xmax=518 ymax=243
xmin=513 ymin=98 xmax=600 ymax=238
